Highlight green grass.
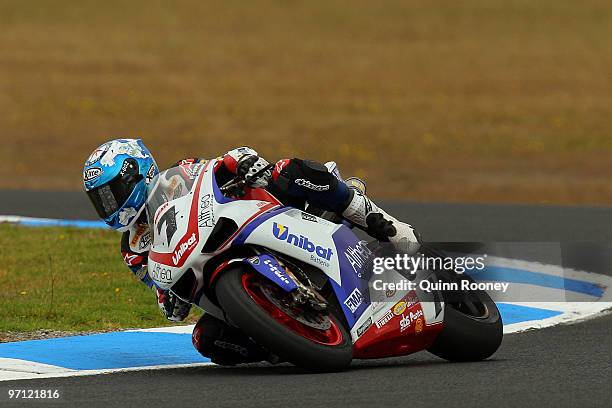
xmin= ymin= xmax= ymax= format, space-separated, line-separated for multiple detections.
xmin=0 ymin=224 xmax=199 ymax=336
xmin=0 ymin=1 xmax=611 ymax=204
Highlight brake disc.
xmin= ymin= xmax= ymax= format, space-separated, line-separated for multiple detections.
xmin=260 ymin=283 xmax=332 ymax=330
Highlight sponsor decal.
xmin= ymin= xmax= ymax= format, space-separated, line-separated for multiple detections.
xmin=100 ymin=139 xmax=148 ymax=167
xmin=393 ymin=300 xmax=407 ymax=316
xmin=404 ymin=291 xmax=419 ymax=308
xmin=274 ymin=159 xmax=290 ymax=175
xmin=191 ymin=163 xmax=205 ymax=177
xmin=172 ymin=232 xmax=197 ymax=265
xmin=301 ymin=212 xmax=318 ymax=222
xmin=385 ymin=288 xmax=396 ymax=298
xmin=248 ymin=256 xmax=260 ymax=265
xmin=83 ymin=167 xmax=102 ymax=182
xmin=272 ymin=223 xmax=334 ymax=263
xmin=154 ymin=202 xmax=169 ymax=224
xmin=118 ymin=207 xmax=137 ymax=226
xmin=145 ymin=164 xmax=156 ymax=184
xmin=85 ymin=143 xmax=110 ymax=166
xmin=179 ymin=160 xmax=205 ymax=180
xmin=150 ymin=263 xmax=173 ymax=284
xmin=131 ymin=224 xmax=146 ymax=246
xmin=356 ymin=317 xmax=372 ymax=337
xmin=131 ymin=224 xmax=152 ymax=251
xmin=400 ymin=309 xmax=424 ymax=332
xmin=345 ymin=240 xmax=373 ymax=277
xmin=192 ymin=325 xmax=203 ymax=350
xmin=343 ymin=288 xmax=364 ymax=314
xmin=198 ymin=193 xmax=214 ymax=228
xmin=123 ymin=252 xmax=142 ymax=267
xmin=139 ymin=230 xmax=152 ymax=250
xmin=375 ymin=310 xmax=394 ymax=329
xmin=415 ymin=318 xmax=424 ymax=334
xmin=399 ymin=314 xmax=411 ymax=332
xmin=213 ymin=340 xmax=248 ymax=357
xmin=295 ymin=178 xmax=330 ymax=191
xmin=119 ymin=160 xmax=130 ymax=176
xmin=262 ymin=258 xmax=292 ymax=285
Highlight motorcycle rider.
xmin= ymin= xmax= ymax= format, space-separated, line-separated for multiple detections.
xmin=83 ymin=138 xmax=420 ymax=365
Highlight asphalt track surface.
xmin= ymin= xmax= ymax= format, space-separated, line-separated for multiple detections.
xmin=2 ymin=189 xmax=612 ymax=408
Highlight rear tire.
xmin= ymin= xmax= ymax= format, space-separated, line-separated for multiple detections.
xmin=215 ymin=266 xmax=353 ymax=372
xmin=427 ymin=273 xmax=503 ymax=361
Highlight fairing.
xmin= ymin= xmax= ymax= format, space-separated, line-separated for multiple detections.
xmin=146 ymin=157 xmax=444 ymax=357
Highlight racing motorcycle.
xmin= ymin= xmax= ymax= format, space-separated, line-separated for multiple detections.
xmin=146 ymin=160 xmax=503 ymax=372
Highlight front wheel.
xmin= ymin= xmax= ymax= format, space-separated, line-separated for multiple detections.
xmin=427 ymin=272 xmax=503 ymax=361
xmin=215 ymin=266 xmax=353 ymax=372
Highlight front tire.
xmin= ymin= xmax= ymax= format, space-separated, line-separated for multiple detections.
xmin=215 ymin=266 xmax=353 ymax=372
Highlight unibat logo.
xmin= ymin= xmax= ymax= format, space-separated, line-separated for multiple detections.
xmin=272 ymin=223 xmax=333 ymax=261
xmin=272 ymin=223 xmax=289 ymax=240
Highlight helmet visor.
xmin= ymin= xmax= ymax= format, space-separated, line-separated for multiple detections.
xmin=86 ymin=159 xmax=143 ymax=219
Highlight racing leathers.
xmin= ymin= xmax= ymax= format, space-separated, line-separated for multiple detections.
xmin=120 ymin=147 xmax=420 ymax=365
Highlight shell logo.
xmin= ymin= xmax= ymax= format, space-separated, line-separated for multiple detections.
xmin=393 ymin=301 xmax=407 ymax=316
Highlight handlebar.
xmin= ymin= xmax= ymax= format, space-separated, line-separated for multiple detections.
xmin=219 ymin=163 xmax=274 ymax=196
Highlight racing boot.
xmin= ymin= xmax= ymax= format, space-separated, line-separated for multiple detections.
xmin=341 ymin=188 xmax=420 ymax=255
xmin=192 ymin=314 xmax=280 ymax=366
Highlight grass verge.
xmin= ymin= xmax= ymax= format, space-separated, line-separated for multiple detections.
xmin=0 ymin=224 xmax=200 ymax=341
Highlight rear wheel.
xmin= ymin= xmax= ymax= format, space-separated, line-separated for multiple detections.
xmin=215 ymin=266 xmax=353 ymax=371
xmin=427 ymin=271 xmax=503 ymax=361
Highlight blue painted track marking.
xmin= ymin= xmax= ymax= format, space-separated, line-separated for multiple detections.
xmin=0 ymin=332 xmax=208 ymax=370
xmin=3 ymin=217 xmax=109 ymax=229
xmin=496 ymin=303 xmax=562 ymax=325
xmin=471 ymin=266 xmax=604 ymax=297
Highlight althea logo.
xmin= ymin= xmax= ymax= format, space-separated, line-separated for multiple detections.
xmin=272 ymin=223 xmax=334 ymax=261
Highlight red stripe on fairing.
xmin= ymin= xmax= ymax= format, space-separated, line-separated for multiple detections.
xmin=243 ymin=186 xmax=282 ymax=205
xmin=149 ymin=161 xmax=211 ymax=267
xmin=217 ymin=202 xmax=279 ymax=251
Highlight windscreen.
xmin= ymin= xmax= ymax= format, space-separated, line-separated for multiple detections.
xmin=145 ymin=164 xmax=204 ymax=235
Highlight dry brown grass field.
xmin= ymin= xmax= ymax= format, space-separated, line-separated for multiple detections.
xmin=1 ymin=0 xmax=611 ymax=204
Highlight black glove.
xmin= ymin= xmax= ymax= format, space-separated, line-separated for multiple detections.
xmin=156 ymin=288 xmax=192 ymax=322
xmin=236 ymin=155 xmax=272 ymax=188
